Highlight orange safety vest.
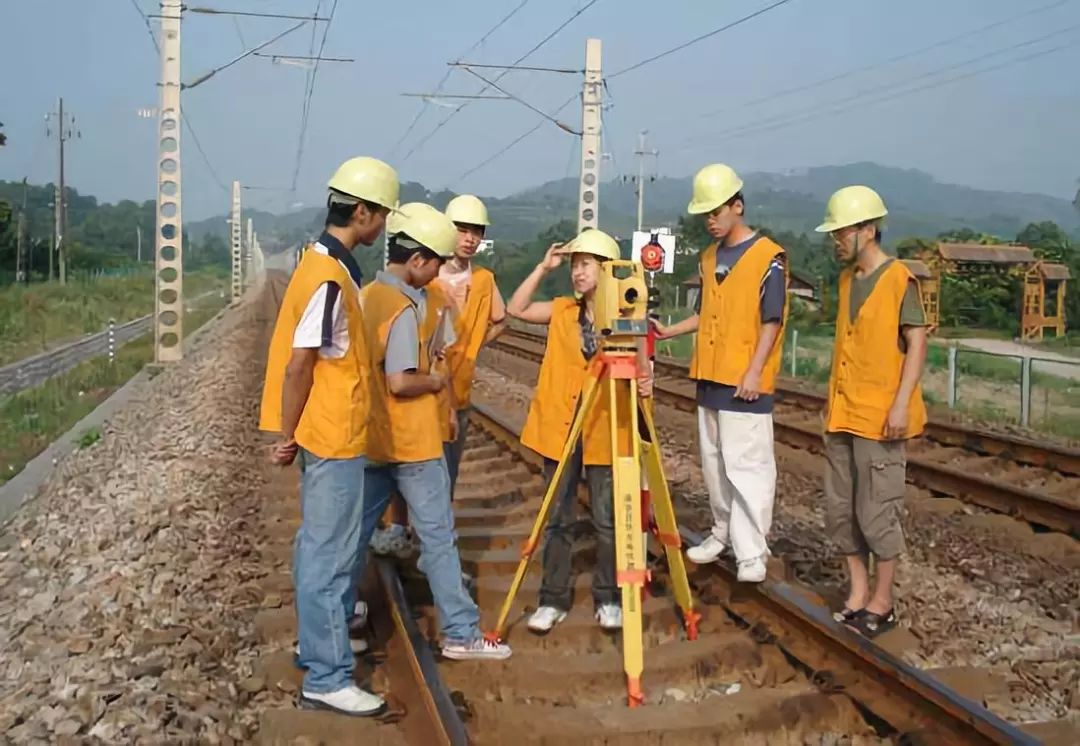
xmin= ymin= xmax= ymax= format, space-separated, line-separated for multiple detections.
xmin=826 ymin=261 xmax=927 ymax=441
xmin=259 ymin=250 xmax=368 ymax=459
xmin=690 ymin=237 xmax=788 ymax=393
xmin=436 ymin=267 xmax=496 ymax=408
xmin=520 ymin=297 xmax=631 ymax=466
xmin=359 ymin=279 xmax=451 ymax=463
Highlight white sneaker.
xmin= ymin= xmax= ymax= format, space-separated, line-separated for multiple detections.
xmin=294 ymin=637 xmax=368 ymax=657
xmin=737 ymin=556 xmax=767 ymax=583
xmin=595 ymin=604 xmax=622 ymax=630
xmin=370 ymin=525 xmax=412 ymax=559
xmin=526 ymin=606 xmax=567 ymax=633
xmin=299 ymin=685 xmax=386 ymax=717
xmin=441 ymin=637 xmax=512 ymax=661
xmin=348 ymin=601 xmax=368 ymax=632
xmin=686 ymin=534 xmax=726 ymax=564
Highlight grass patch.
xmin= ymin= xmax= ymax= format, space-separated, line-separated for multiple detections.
xmin=0 ymin=268 xmax=228 ymax=366
xmin=0 ymin=294 xmax=227 ymax=485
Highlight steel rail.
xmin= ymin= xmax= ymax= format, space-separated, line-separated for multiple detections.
xmin=468 ymin=401 xmax=1038 ymax=745
xmin=491 ymin=330 xmax=1079 ymax=535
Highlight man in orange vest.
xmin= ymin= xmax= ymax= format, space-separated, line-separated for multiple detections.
xmin=357 ymin=202 xmax=511 ymax=661
xmin=508 ymin=229 xmax=652 ymax=634
xmin=815 ymin=186 xmax=927 ymax=638
xmin=437 ymin=195 xmax=507 ymax=495
xmin=259 ymin=157 xmax=397 ymax=717
xmin=654 ymin=164 xmax=787 ymax=583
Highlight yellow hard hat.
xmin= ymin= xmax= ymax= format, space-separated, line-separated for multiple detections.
xmin=687 ymin=163 xmax=744 ymax=215
xmin=445 ymin=194 xmax=490 ymax=227
xmin=816 ymin=186 xmax=888 ymax=233
xmin=553 ymin=228 xmax=621 ymax=261
xmin=387 ymin=202 xmax=457 ymax=258
xmin=327 ymin=156 xmax=400 ymax=210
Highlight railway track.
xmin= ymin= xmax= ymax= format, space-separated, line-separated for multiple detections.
xmin=492 ymin=328 xmax=1080 ymax=536
xmin=384 ymin=402 xmax=1039 ymax=744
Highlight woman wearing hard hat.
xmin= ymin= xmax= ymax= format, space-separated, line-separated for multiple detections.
xmin=355 ymin=203 xmax=512 ymax=660
xmin=655 ymin=164 xmax=788 ymax=584
xmin=816 ymin=185 xmax=928 ymax=638
xmin=259 ymin=156 xmax=398 ymax=717
xmin=436 ymin=194 xmax=508 ymax=496
xmin=508 ymin=229 xmax=653 ymax=634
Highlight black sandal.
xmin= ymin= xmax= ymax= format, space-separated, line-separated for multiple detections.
xmin=848 ymin=609 xmax=897 ymax=638
xmin=832 ymin=607 xmax=866 ymax=624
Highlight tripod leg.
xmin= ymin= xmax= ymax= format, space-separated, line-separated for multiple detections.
xmin=489 ymin=371 xmax=603 ymax=640
xmin=640 ymin=405 xmax=701 ymax=641
xmin=611 ymin=376 xmax=646 ymax=707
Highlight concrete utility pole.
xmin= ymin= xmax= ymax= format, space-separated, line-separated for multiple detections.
xmin=245 ymin=217 xmax=254 ymax=288
xmin=46 ymin=98 xmax=77 ymax=285
xmin=577 ymin=38 xmax=602 ymax=233
xmin=15 ymin=178 xmax=28 ymax=282
xmin=633 ymin=130 xmax=659 ymax=231
xmin=230 ymin=181 xmax=243 ymax=301
xmin=136 ymin=224 xmax=143 ymax=263
xmin=154 ymin=0 xmax=185 ymax=363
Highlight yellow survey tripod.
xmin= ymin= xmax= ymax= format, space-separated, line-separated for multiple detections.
xmin=486 ymin=261 xmax=700 ymax=707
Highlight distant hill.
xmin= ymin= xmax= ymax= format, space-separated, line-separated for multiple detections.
xmin=183 ymin=162 xmax=1080 ymax=250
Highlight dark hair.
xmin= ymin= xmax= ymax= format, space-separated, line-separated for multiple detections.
xmin=454 ymin=221 xmax=486 ymax=237
xmin=725 ymin=191 xmax=745 ymax=212
xmin=324 ymin=197 xmax=383 ymax=228
xmin=386 ymin=236 xmax=441 ymax=265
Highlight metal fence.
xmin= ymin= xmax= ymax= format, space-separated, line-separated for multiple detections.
xmin=783 ymin=330 xmax=1080 ymax=438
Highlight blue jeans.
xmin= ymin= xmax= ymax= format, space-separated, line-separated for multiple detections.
xmin=442 ymin=407 xmax=471 ymax=500
xmin=293 ymin=449 xmax=367 ymax=693
xmin=359 ymin=457 xmax=480 ymax=644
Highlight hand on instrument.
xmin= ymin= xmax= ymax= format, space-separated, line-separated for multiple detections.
xmin=270 ymin=437 xmax=298 ymax=466
xmin=637 ymin=372 xmax=654 ymax=398
xmin=883 ymin=403 xmax=908 ymax=440
xmin=651 ymin=320 xmax=671 ymax=339
xmin=735 ymin=368 xmax=762 ymax=402
xmin=540 ymin=243 xmax=565 ymax=272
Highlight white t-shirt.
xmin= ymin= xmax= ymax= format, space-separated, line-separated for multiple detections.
xmin=292 ymin=242 xmax=360 ymax=358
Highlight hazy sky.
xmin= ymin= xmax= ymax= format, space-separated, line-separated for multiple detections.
xmin=2 ymin=0 xmax=1079 ymax=220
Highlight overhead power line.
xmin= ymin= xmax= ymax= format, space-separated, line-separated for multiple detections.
xmin=682 ymin=23 xmax=1080 ymax=147
xmin=678 ymin=35 xmax=1080 ymax=149
xmin=456 ymin=91 xmax=579 ymax=183
xmin=290 ymin=0 xmax=338 ymax=192
xmin=128 ymin=0 xmax=160 ymax=53
xmin=392 ymin=0 xmax=533 ymax=156
xmin=402 ymin=0 xmax=602 ymax=163
xmin=459 ymin=66 xmax=581 ymax=133
xmin=609 ymin=0 xmax=798 ymax=79
xmin=181 ymin=107 xmax=229 ymax=192
xmin=698 ymin=0 xmax=1077 ymax=118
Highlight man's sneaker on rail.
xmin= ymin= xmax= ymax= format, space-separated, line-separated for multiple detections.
xmin=299 ymin=685 xmax=386 ymax=717
xmin=737 ymin=555 xmax=768 ymax=583
xmin=348 ymin=601 xmax=369 ymax=632
xmin=595 ymin=604 xmax=622 ymax=630
xmin=441 ymin=637 xmax=512 ymax=661
xmin=370 ymin=524 xmax=413 ymax=558
xmin=686 ymin=534 xmax=726 ymax=564
xmin=526 ymin=606 xmax=567 ymax=634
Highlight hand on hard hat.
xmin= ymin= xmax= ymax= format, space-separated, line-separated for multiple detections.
xmin=551 ymin=229 xmax=621 ymax=261
xmin=327 ymin=157 xmax=400 ymax=210
xmin=687 ymin=164 xmax=744 ymax=215
xmin=540 ymin=243 xmax=566 ymax=271
xmin=389 ymin=202 xmax=458 ymax=257
xmin=446 ymin=194 xmax=490 ymax=227
xmin=816 ymin=185 xmax=888 ymax=233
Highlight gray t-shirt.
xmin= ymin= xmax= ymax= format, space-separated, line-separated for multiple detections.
xmin=376 ymin=270 xmax=456 ymax=375
xmin=694 ymin=234 xmax=786 ymax=414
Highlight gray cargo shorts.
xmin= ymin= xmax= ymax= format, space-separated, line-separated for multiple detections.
xmin=823 ymin=432 xmax=907 ymax=560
